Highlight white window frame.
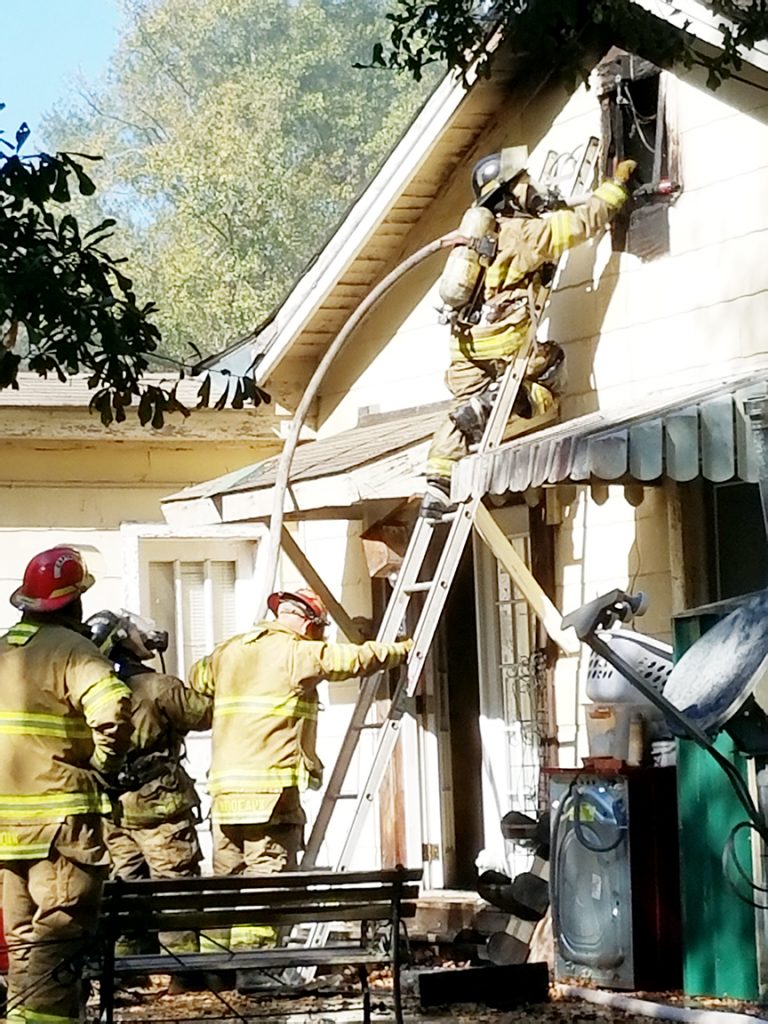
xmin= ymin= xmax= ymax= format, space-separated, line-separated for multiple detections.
xmin=121 ymin=522 xmax=269 ymax=626
xmin=120 ymin=522 xmax=269 ymax=869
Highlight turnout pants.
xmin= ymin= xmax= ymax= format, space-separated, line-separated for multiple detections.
xmin=105 ymin=814 xmax=202 ymax=954
xmin=2 ymin=816 xmax=107 ymax=1024
xmin=426 ymin=354 xmax=508 ymax=480
xmin=426 ymin=348 xmax=557 ymax=481
xmin=208 ymin=787 xmax=304 ymax=951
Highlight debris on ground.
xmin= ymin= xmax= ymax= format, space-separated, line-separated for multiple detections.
xmin=87 ymin=967 xmax=768 ymax=1024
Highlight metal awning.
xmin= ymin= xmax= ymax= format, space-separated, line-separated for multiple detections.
xmin=453 ymin=372 xmax=768 ymax=501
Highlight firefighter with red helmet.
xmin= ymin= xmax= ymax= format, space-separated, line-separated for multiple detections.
xmin=189 ymin=588 xmax=411 ymax=949
xmin=0 ymin=546 xmax=131 ymax=1024
xmin=421 ymin=147 xmax=637 ymax=518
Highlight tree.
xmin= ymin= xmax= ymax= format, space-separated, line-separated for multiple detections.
xmin=44 ymin=0 xmax=434 ymax=361
xmin=0 ymin=112 xmax=191 ymax=426
xmin=366 ymin=0 xmax=768 ymax=90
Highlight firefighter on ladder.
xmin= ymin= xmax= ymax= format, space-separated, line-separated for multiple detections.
xmin=0 ymin=547 xmax=132 ymax=1024
xmin=189 ymin=587 xmax=411 ymax=950
xmin=85 ymin=608 xmax=212 ymax=973
xmin=420 ymin=147 xmax=637 ymax=519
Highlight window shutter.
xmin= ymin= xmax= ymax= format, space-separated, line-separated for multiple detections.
xmin=180 ymin=562 xmax=207 ymax=673
xmin=210 ymin=560 xmax=237 ymax=643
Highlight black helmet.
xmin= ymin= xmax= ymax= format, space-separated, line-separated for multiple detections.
xmin=85 ymin=609 xmax=122 ymax=654
xmin=472 ymin=146 xmax=529 ymax=208
xmin=85 ymin=608 xmax=168 ymax=663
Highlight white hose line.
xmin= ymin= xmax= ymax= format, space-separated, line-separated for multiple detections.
xmin=255 ymin=231 xmax=462 ymax=619
xmin=556 ymin=984 xmax=768 ymax=1024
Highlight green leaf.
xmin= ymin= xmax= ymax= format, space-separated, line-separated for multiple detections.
xmin=138 ymin=391 xmax=153 ymax=425
xmin=196 ymin=374 xmax=212 ymax=408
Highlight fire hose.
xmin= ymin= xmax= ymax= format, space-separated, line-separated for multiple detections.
xmin=254 ymin=230 xmax=463 ymax=618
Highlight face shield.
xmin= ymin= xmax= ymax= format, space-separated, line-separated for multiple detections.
xmin=508 ymin=172 xmax=549 ymax=217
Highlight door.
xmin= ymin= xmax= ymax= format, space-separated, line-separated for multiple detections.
xmin=474 ymin=504 xmax=548 ymax=878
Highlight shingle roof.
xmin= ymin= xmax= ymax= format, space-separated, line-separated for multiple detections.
xmin=164 ymin=404 xmax=447 ymax=505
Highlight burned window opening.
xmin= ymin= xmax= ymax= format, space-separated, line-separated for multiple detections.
xmin=597 ymin=53 xmax=681 ymax=260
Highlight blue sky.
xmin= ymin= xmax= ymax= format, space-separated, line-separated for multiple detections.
xmin=2 ymin=0 xmax=121 ymax=149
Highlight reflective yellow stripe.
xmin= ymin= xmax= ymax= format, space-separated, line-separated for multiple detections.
xmin=549 ymin=210 xmax=574 ymax=257
xmin=6 ymin=623 xmax=40 ymax=646
xmin=214 ymin=695 xmax=317 ymax=720
xmin=594 ymin=178 xmax=628 ymax=209
xmin=230 ymin=924 xmax=278 ymax=949
xmin=209 ymin=767 xmax=303 ymax=791
xmin=326 ymin=643 xmax=378 ymax=681
xmin=485 ymin=262 xmax=504 ymax=293
xmin=0 ymin=711 xmax=91 ymax=739
xmin=131 ymin=727 xmax=155 ymax=748
xmin=200 ymin=930 xmax=230 ymax=953
xmin=0 ymin=833 xmax=52 ymax=858
xmin=194 ymin=656 xmax=214 ymax=696
xmin=450 ymin=321 xmax=527 ymax=360
xmin=81 ymin=674 xmax=129 ymax=718
xmin=0 ymin=792 xmax=102 ymax=821
xmin=162 ymin=936 xmax=200 ymax=953
xmin=90 ymin=745 xmax=113 ymax=772
xmin=426 ymin=456 xmax=455 ymax=479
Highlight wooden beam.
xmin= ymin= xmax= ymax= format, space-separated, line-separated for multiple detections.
xmin=280 ymin=527 xmax=368 ymax=644
xmin=472 ymin=503 xmax=579 ymax=655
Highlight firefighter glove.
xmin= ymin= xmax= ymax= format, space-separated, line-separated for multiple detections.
xmin=613 ymin=159 xmax=637 ymax=185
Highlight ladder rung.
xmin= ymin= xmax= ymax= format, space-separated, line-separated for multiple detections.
xmin=404 ymin=580 xmax=434 ymax=593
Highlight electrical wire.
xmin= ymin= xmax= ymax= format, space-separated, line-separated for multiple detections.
xmin=3 ymin=932 xmax=99 ymax=1016
xmin=720 ymin=819 xmax=768 ymax=909
xmin=151 ymin=936 xmax=251 ymax=1024
xmin=619 ymin=82 xmax=657 ymax=153
xmin=571 ymin=785 xmax=628 ymax=854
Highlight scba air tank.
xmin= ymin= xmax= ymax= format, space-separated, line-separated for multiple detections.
xmin=438 ymin=205 xmax=498 ymax=311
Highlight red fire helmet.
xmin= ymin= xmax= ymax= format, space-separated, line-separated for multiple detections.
xmin=11 ymin=546 xmax=95 ymax=613
xmin=267 ymin=588 xmax=329 ymax=626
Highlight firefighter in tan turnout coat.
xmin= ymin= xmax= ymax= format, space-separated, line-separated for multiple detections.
xmin=0 ymin=546 xmax=131 ymax=1024
xmin=420 ymin=148 xmax=637 ymax=518
xmin=86 ymin=608 xmax=212 ymax=957
xmin=189 ymin=587 xmax=411 ymax=949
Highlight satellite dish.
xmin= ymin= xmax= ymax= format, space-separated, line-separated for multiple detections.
xmin=663 ymin=590 xmax=768 ymax=735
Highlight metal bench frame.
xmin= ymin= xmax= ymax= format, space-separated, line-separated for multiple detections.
xmin=94 ymin=866 xmax=421 ymax=1024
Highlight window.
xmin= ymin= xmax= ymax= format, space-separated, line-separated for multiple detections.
xmin=148 ymin=559 xmax=238 ymax=678
xmin=706 ymin=481 xmax=768 ymax=601
xmin=596 ymin=51 xmax=681 ymax=260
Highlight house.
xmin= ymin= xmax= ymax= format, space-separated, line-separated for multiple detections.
xmin=158 ymin=0 xmax=768 ymax=987
xmin=0 ymin=371 xmax=296 ymax=853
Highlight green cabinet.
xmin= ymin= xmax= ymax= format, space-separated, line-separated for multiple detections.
xmin=674 ymin=602 xmax=760 ymax=1001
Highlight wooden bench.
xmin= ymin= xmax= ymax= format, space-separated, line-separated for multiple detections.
xmin=93 ymin=866 xmax=422 ymax=1024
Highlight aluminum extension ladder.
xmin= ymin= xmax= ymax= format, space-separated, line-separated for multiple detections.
xmin=302 ymin=330 xmax=536 ymax=873
xmin=302 ymin=137 xmax=601 ymax=878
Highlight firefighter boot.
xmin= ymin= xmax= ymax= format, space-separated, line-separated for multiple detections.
xmin=527 ymin=341 xmax=565 ymax=391
xmin=419 ymin=477 xmax=458 ymax=520
xmin=450 ymin=384 xmax=497 ymax=447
